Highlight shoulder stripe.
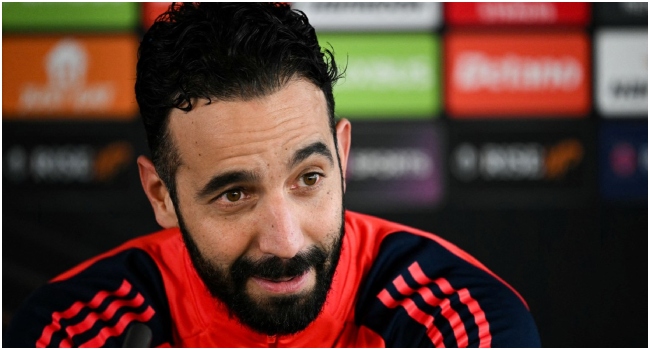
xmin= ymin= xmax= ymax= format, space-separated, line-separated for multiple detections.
xmin=377 ymin=261 xmax=493 ymax=347
xmin=403 ymin=230 xmax=529 ymax=310
xmin=422 ymin=267 xmax=492 ymax=347
xmin=457 ymin=289 xmax=491 ymax=348
xmin=36 ymin=279 xmax=132 ymax=347
xmin=78 ymin=306 xmax=155 ymax=348
xmin=35 ymin=279 xmax=155 ymax=347
xmin=59 ymin=292 xmax=146 ymax=342
xmin=377 ymin=288 xmax=445 ymax=347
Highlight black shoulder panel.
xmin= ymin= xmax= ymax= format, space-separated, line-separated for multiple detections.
xmin=355 ymin=231 xmax=541 ymax=347
xmin=4 ymin=248 xmax=173 ymax=347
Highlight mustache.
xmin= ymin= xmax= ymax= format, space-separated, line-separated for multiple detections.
xmin=231 ymin=246 xmax=328 ymax=281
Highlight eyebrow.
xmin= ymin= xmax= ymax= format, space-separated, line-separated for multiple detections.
xmin=196 ymin=170 xmax=259 ymax=200
xmin=289 ymin=141 xmax=334 ymax=169
xmin=195 ymin=141 xmax=334 ymax=200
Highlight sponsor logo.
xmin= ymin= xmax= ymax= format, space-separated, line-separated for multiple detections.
xmin=445 ymin=2 xmax=589 ymax=26
xmin=318 ymin=33 xmax=440 ymax=118
xmin=3 ymin=35 xmax=138 ymax=119
xmin=595 ymin=29 xmax=648 ymax=117
xmin=306 ymin=2 xmax=422 ymax=12
xmin=19 ymin=39 xmax=114 ymax=114
xmin=349 ymin=148 xmax=434 ymax=181
xmin=454 ymin=52 xmax=582 ymax=92
xmin=4 ymin=141 xmax=133 ymax=185
xmin=341 ymin=56 xmax=433 ymax=92
xmin=445 ymin=32 xmax=590 ymax=117
xmin=344 ymin=122 xmax=444 ymax=210
xmin=611 ymin=81 xmax=647 ymax=99
xmin=451 ymin=139 xmax=583 ymax=182
xmin=292 ymin=2 xmax=441 ymax=30
xmin=476 ymin=3 xmax=558 ymax=23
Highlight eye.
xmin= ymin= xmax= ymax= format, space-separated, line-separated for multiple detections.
xmin=301 ymin=173 xmax=320 ymax=186
xmin=224 ymin=189 xmax=242 ymax=202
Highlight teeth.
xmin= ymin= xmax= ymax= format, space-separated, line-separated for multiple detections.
xmin=263 ymin=276 xmax=294 ymax=282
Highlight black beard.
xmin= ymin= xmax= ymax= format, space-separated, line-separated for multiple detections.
xmin=176 ymin=208 xmax=345 ymax=336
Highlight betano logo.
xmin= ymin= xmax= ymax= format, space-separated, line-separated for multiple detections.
xmin=4 ymin=141 xmax=133 ymax=185
xmin=445 ymin=32 xmax=590 ymax=117
xmin=454 ymin=52 xmax=582 ymax=92
xmin=451 ymin=139 xmax=583 ymax=182
xmin=3 ymin=35 xmax=138 ymax=119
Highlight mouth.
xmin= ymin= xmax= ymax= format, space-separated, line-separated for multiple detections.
xmin=250 ymin=270 xmax=311 ymax=295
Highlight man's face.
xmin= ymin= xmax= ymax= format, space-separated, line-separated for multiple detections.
xmin=166 ymin=78 xmax=348 ymax=335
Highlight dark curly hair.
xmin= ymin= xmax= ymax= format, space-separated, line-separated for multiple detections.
xmin=135 ymin=2 xmax=341 ymax=200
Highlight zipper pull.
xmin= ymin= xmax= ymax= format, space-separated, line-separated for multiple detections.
xmin=267 ymin=335 xmax=278 ymax=347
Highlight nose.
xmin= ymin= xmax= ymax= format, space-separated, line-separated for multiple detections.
xmin=256 ymin=193 xmax=304 ymax=259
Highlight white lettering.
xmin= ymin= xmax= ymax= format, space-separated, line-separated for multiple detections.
xmin=351 ymin=148 xmax=433 ymax=180
xmin=342 ymin=56 xmax=433 ymax=91
xmin=451 ymin=143 xmax=479 ymax=182
xmin=5 ymin=146 xmax=29 ymax=182
xmin=18 ymin=38 xmax=116 ymax=113
xmin=477 ymin=3 xmax=557 ymax=23
xmin=30 ymin=145 xmax=94 ymax=183
xmin=313 ymin=2 xmax=421 ymax=12
xmin=454 ymin=52 xmax=582 ymax=92
xmin=478 ymin=143 xmax=545 ymax=180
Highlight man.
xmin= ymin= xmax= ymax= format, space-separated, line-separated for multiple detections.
xmin=5 ymin=3 xmax=540 ymax=347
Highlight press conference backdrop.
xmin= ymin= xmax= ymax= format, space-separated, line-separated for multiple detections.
xmin=2 ymin=3 xmax=647 ymax=347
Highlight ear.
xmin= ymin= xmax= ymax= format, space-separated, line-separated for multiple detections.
xmin=335 ymin=118 xmax=352 ymax=192
xmin=137 ymin=155 xmax=179 ymax=228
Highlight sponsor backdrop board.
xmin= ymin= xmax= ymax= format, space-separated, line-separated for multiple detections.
xmin=317 ymin=33 xmax=441 ymax=119
xmin=1 ymin=3 xmax=138 ymax=32
xmin=445 ymin=32 xmax=591 ymax=118
xmin=448 ymin=120 xmax=597 ymax=208
xmin=345 ymin=121 xmax=445 ymax=212
xmin=292 ymin=2 xmax=442 ymax=31
xmin=2 ymin=2 xmax=648 ymax=348
xmin=594 ymin=29 xmax=648 ymax=118
xmin=445 ymin=2 xmax=590 ymax=27
xmin=599 ymin=121 xmax=648 ymax=201
xmin=2 ymin=35 xmax=139 ymax=120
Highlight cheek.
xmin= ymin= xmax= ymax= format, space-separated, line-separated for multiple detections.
xmin=180 ymin=203 xmax=253 ymax=269
xmin=300 ymin=185 xmax=343 ymax=245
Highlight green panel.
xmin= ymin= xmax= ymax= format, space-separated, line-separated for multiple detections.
xmin=2 ymin=2 xmax=138 ymax=32
xmin=318 ymin=33 xmax=441 ymax=119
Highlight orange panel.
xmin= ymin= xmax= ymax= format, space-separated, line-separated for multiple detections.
xmin=3 ymin=35 xmax=139 ymax=120
xmin=445 ymin=31 xmax=591 ymax=118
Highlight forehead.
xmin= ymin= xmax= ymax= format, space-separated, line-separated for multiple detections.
xmin=167 ymin=78 xmax=332 ymax=171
